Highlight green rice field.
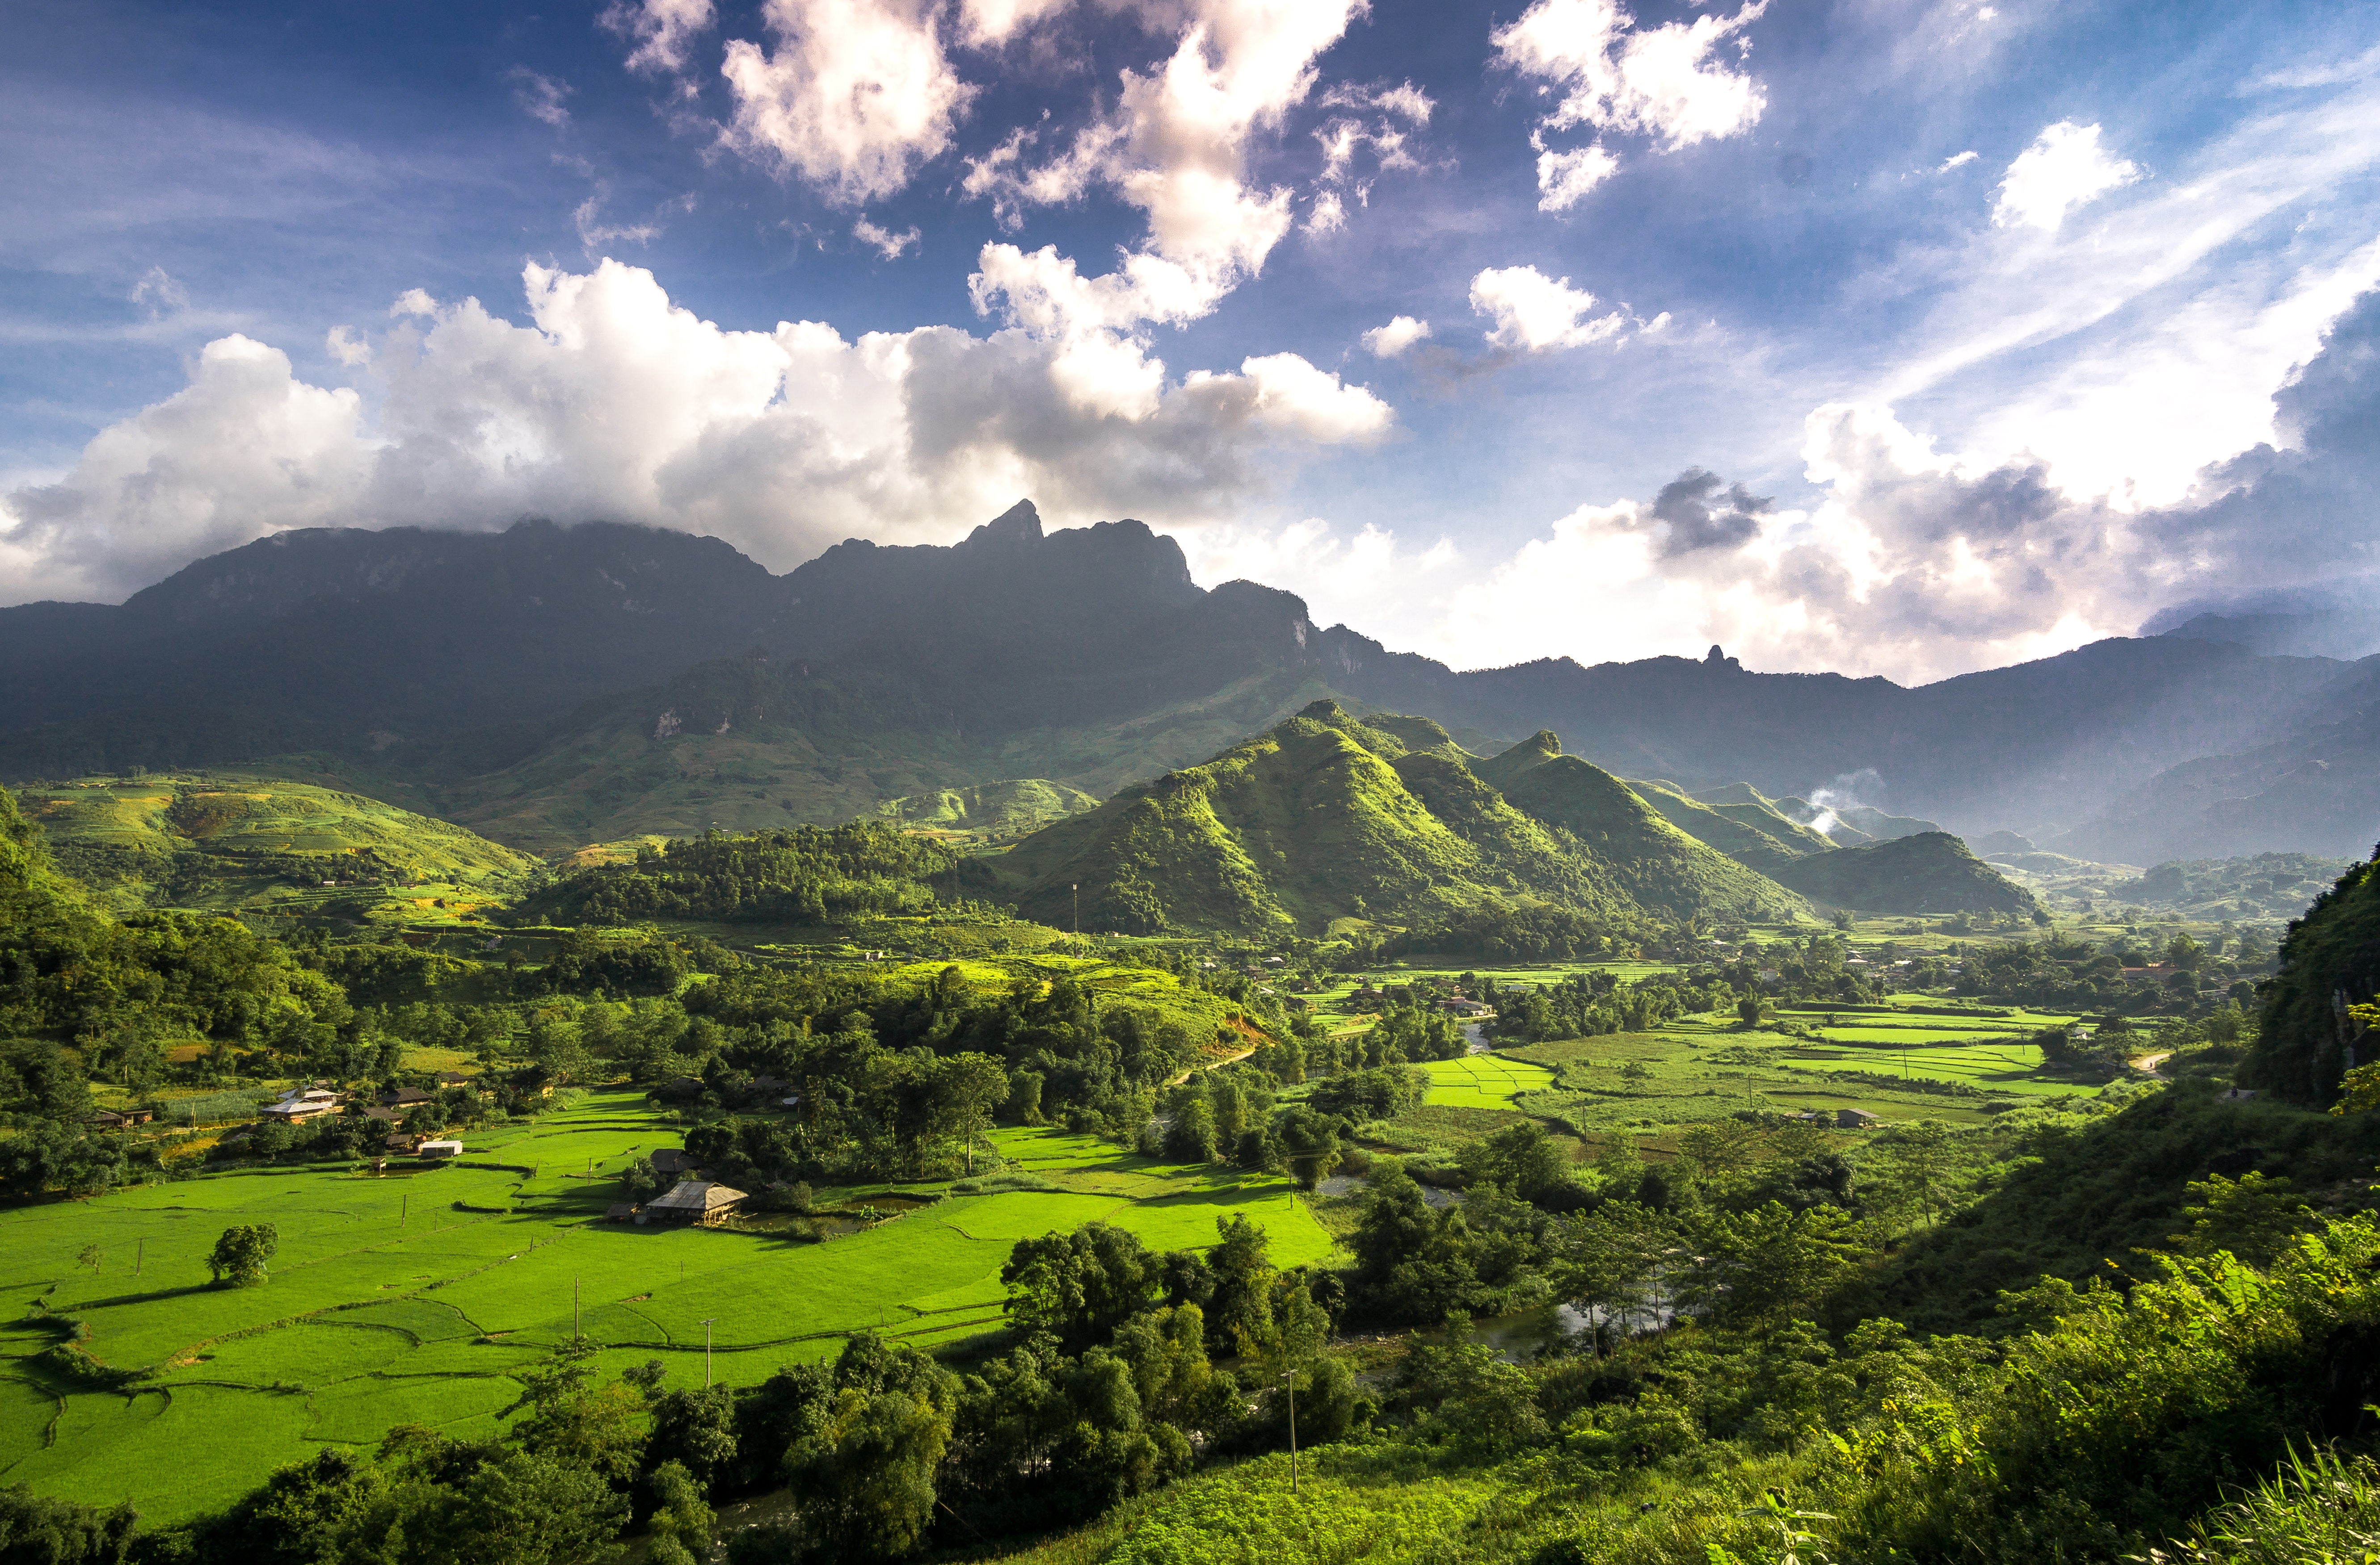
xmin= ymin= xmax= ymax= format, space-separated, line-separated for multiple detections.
xmin=0 ymin=1093 xmax=1331 ymax=1523
xmin=1417 ymin=1055 xmax=1560 ymax=1109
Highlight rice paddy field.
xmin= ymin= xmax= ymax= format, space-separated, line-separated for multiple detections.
xmin=0 ymin=1092 xmax=1331 ymax=1523
xmin=1417 ymin=1055 xmax=1559 ymax=1109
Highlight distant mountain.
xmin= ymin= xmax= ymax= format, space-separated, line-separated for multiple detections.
xmin=5 ymin=504 xmax=2374 ymax=862
xmin=2051 ymin=658 xmax=2380 ymax=862
xmin=990 ymin=704 xmax=1811 ymax=935
xmin=1763 ymin=832 xmax=2039 ymax=917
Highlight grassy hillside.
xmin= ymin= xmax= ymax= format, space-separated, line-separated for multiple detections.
xmin=991 ymin=705 xmax=1811 ymax=935
xmin=1471 ymin=735 xmax=1811 ymax=921
xmin=869 ymin=778 xmax=1099 ymax=841
xmin=1626 ymin=776 xmax=1828 ymax=872
xmin=13 ymin=774 xmax=543 ymax=914
xmin=1766 ymin=829 xmax=2041 ymax=916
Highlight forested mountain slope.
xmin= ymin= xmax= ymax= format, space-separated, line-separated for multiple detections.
xmin=990 ymin=704 xmax=1811 ymax=934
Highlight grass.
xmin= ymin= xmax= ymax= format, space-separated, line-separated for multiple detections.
xmin=0 ymin=1098 xmax=1332 ymax=1523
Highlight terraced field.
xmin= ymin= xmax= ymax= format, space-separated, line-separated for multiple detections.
xmin=0 ymin=1093 xmax=1331 ymax=1522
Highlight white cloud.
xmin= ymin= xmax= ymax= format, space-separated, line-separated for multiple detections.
xmin=128 ymin=267 xmax=189 ymax=313
xmin=1495 ymin=0 xmax=1768 ymax=149
xmin=0 ymin=259 xmax=1394 ymax=603
xmin=1534 ymin=139 xmax=1619 ymax=211
xmin=957 ymin=0 xmax=1070 ymax=47
xmin=325 ymin=325 xmax=371 ymax=366
xmin=853 ymin=215 xmax=922 ymax=258
xmin=1175 ymin=514 xmax=1456 ymax=633
xmin=574 ymin=189 xmax=662 ymax=248
xmin=720 ymin=0 xmax=975 ymax=204
xmin=1361 ymin=315 xmax=1430 ymax=357
xmin=1305 ymin=189 xmax=1346 ymax=235
xmin=507 ymin=68 xmax=573 ymax=129
xmin=1470 ymin=265 xmax=1628 ymax=351
xmin=1992 ymin=120 xmax=2140 ymax=232
xmin=1938 ymin=149 xmax=1977 ymax=172
xmin=602 ymin=0 xmax=718 ymax=76
xmin=965 ymin=0 xmax=1366 ymax=329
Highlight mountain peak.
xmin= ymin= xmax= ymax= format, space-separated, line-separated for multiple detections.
xmin=964 ymin=499 xmax=1044 ymax=548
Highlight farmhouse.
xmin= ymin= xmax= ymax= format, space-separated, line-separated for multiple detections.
xmin=641 ymin=1180 xmax=748 ymax=1225
xmin=263 ymin=1088 xmax=341 ymax=1122
xmin=650 ymin=1148 xmax=704 ymax=1177
xmin=87 ymin=1109 xmax=155 ymax=1130
xmin=416 ymin=1139 xmax=464 ymax=1159
xmin=434 ymin=1072 xmax=473 ymax=1087
xmin=377 ymin=1087 xmax=434 ymax=1109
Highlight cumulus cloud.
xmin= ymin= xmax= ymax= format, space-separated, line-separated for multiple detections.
xmin=720 ymin=0 xmax=975 ymax=204
xmin=1469 ymin=265 xmax=1629 ymax=351
xmin=1361 ymin=315 xmax=1430 ymax=357
xmin=1533 ymin=138 xmax=1618 ymax=211
xmin=0 ymin=259 xmax=1394 ymax=603
xmin=602 ymin=0 xmax=718 ymax=76
xmin=1992 ymin=120 xmax=2139 ymax=232
xmin=1428 ymin=285 xmax=2380 ymax=681
xmin=853 ymin=214 xmax=922 ymax=257
xmin=1494 ymin=0 xmax=1767 ymax=207
xmin=965 ymin=0 xmax=1366 ymax=328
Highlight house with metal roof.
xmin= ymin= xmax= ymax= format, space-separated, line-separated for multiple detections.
xmin=640 ymin=1180 xmax=748 ymax=1226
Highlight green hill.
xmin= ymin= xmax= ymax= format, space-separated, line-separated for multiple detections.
xmin=1470 ymin=735 xmax=1812 ymax=921
xmin=868 ymin=779 xmax=1100 ymax=839
xmin=14 ymin=774 xmax=543 ymax=915
xmin=1625 ymin=776 xmax=1830 ymax=871
xmin=1764 ymin=830 xmax=2039 ymax=916
xmin=992 ymin=705 xmax=1810 ymax=934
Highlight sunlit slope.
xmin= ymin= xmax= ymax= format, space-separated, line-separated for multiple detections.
xmin=993 ymin=703 xmax=1807 ymax=935
xmin=16 ymin=774 xmax=543 ymax=913
xmin=1469 ymin=733 xmax=1812 ymax=921
xmin=1626 ymin=776 xmax=1832 ymax=872
xmin=869 ymin=779 xmax=1100 ymax=837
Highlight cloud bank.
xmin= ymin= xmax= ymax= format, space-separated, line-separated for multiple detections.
xmin=0 ymin=259 xmax=1390 ymax=603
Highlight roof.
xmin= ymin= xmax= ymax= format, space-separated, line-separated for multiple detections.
xmin=434 ymin=1072 xmax=472 ymax=1084
xmin=605 ymin=1203 xmax=638 ymax=1220
xmin=644 ymin=1180 xmax=748 ymax=1214
xmin=650 ymin=1149 xmax=703 ymax=1174
xmin=362 ymin=1107 xmax=404 ymax=1124
xmin=379 ymin=1088 xmax=434 ymax=1106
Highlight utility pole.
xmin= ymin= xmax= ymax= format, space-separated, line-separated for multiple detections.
xmin=135 ymin=1239 xmax=143 ymax=1277
xmin=573 ymin=1277 xmax=581 ymax=1346
xmin=703 ymin=1318 xmax=717 ymax=1387
xmin=400 ymin=1194 xmax=408 ymax=1231
xmin=1072 ymin=883 xmax=1079 ymax=955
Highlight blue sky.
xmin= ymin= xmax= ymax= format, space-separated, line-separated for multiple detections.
xmin=4 ymin=0 xmax=2378 ymax=681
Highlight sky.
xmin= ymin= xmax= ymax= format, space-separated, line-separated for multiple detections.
xmin=3 ymin=0 xmax=2378 ymax=684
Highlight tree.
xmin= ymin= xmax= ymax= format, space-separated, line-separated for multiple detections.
xmin=784 ymin=1348 xmax=958 ymax=1560
xmin=505 ymin=1358 xmax=648 ymax=1485
xmin=1678 ymin=1120 xmax=1765 ymax=1186
xmin=2166 ymin=1172 xmax=2315 ymax=1265
xmin=0 ymin=1483 xmax=135 ymax=1564
xmin=1001 ymin=1224 xmax=1158 ymax=1351
xmin=1459 ymin=1122 xmax=1573 ymax=1206
xmin=937 ymin=1053 xmax=1008 ymax=1175
xmin=1161 ymin=1096 xmax=1217 ymax=1163
xmin=1876 ymin=1120 xmax=1958 ymax=1230
xmin=1559 ymin=1200 xmax=1676 ymax=1348
xmin=209 ymin=1224 xmax=278 ymax=1287
xmin=1679 ymin=1202 xmax=1862 ymax=1327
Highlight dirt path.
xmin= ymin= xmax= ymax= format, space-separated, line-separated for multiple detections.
xmin=1165 ymin=1046 xmax=1255 ymax=1087
xmin=2132 ymin=1051 xmax=2173 ymax=1078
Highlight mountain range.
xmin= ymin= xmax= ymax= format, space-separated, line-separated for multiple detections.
xmin=4 ymin=501 xmax=2374 ymax=865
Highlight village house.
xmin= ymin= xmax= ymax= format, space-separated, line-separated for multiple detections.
xmin=416 ymin=1139 xmax=464 ymax=1159
xmin=262 ymin=1087 xmax=342 ymax=1122
xmin=650 ymin=1148 xmax=705 ymax=1178
xmin=640 ymin=1180 xmax=748 ymax=1226
xmin=376 ymin=1087 xmax=435 ymax=1110
xmin=87 ymin=1109 xmax=156 ymax=1130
